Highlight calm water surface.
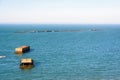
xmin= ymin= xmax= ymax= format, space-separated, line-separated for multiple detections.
xmin=0 ymin=24 xmax=120 ymax=80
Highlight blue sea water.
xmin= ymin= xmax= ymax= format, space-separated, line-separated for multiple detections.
xmin=0 ymin=24 xmax=120 ymax=80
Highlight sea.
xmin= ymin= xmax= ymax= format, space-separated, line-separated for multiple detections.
xmin=0 ymin=24 xmax=120 ymax=80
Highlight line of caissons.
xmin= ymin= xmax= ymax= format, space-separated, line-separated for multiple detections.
xmin=15 ymin=45 xmax=34 ymax=69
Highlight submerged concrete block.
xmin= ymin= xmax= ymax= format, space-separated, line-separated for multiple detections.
xmin=15 ymin=46 xmax=30 ymax=54
xmin=20 ymin=58 xmax=34 ymax=69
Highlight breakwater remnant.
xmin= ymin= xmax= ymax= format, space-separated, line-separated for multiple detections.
xmin=15 ymin=46 xmax=30 ymax=54
xmin=20 ymin=58 xmax=34 ymax=69
xmin=14 ymin=30 xmax=82 ymax=33
xmin=89 ymin=28 xmax=100 ymax=31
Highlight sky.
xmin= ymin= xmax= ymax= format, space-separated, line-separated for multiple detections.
xmin=0 ymin=0 xmax=120 ymax=24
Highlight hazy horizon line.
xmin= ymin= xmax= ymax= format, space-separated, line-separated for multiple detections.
xmin=0 ymin=23 xmax=120 ymax=25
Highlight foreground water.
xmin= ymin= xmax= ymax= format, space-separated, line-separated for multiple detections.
xmin=0 ymin=24 xmax=120 ymax=80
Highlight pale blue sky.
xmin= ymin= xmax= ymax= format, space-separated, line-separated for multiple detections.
xmin=0 ymin=0 xmax=120 ymax=24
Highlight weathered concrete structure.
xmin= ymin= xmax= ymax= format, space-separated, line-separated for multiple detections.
xmin=20 ymin=58 xmax=34 ymax=69
xmin=15 ymin=46 xmax=30 ymax=54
